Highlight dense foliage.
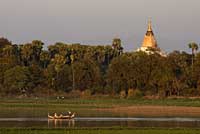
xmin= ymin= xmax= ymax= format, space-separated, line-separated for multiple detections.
xmin=0 ymin=37 xmax=200 ymax=97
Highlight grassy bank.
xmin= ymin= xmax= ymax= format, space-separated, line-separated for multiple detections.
xmin=1 ymin=128 xmax=200 ymax=134
xmin=1 ymin=98 xmax=200 ymax=118
xmin=1 ymin=97 xmax=200 ymax=107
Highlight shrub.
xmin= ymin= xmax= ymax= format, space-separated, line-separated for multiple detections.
xmin=103 ymin=85 xmax=115 ymax=95
xmin=145 ymin=90 xmax=156 ymax=96
xmin=127 ymin=89 xmax=134 ymax=99
xmin=158 ymin=89 xmax=166 ymax=98
xmin=68 ymin=90 xmax=82 ymax=98
xmin=183 ymin=88 xmax=199 ymax=96
xmin=133 ymin=89 xmax=143 ymax=98
xmin=81 ymin=89 xmax=92 ymax=98
xmin=120 ymin=90 xmax=126 ymax=99
xmin=0 ymin=84 xmax=5 ymax=97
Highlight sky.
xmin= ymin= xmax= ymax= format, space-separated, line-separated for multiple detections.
xmin=0 ymin=0 xmax=200 ymax=52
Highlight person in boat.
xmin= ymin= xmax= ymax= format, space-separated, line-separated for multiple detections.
xmin=68 ymin=111 xmax=72 ymax=116
xmin=54 ymin=113 xmax=58 ymax=118
xmin=59 ymin=113 xmax=63 ymax=118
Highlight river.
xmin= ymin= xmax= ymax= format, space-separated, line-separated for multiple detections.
xmin=1 ymin=117 xmax=200 ymax=128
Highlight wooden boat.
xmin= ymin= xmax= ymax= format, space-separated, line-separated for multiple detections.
xmin=48 ymin=113 xmax=75 ymax=119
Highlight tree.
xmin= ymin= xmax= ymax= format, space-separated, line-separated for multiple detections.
xmin=107 ymin=53 xmax=132 ymax=93
xmin=31 ymin=40 xmax=44 ymax=62
xmin=73 ymin=58 xmax=102 ymax=92
xmin=29 ymin=64 xmax=44 ymax=88
xmin=0 ymin=37 xmax=12 ymax=50
xmin=19 ymin=40 xmax=44 ymax=66
xmin=3 ymin=66 xmax=32 ymax=95
xmin=44 ymin=64 xmax=57 ymax=89
xmin=51 ymin=54 xmax=66 ymax=73
xmin=55 ymin=65 xmax=72 ymax=92
xmin=112 ymin=38 xmax=123 ymax=55
xmin=19 ymin=43 xmax=33 ymax=66
xmin=1 ymin=45 xmax=19 ymax=68
xmin=40 ymin=50 xmax=50 ymax=68
xmin=188 ymin=42 xmax=199 ymax=68
xmin=166 ymin=51 xmax=192 ymax=96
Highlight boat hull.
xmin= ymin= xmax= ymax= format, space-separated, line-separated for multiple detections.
xmin=48 ymin=113 xmax=75 ymax=120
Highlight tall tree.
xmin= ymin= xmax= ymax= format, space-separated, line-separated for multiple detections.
xmin=73 ymin=58 xmax=102 ymax=92
xmin=112 ymin=38 xmax=123 ymax=55
xmin=3 ymin=66 xmax=32 ymax=95
xmin=40 ymin=50 xmax=50 ymax=68
xmin=188 ymin=42 xmax=199 ymax=68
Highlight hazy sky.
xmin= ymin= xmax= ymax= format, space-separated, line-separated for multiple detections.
xmin=0 ymin=0 xmax=200 ymax=52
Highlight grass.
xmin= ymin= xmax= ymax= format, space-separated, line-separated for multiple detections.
xmin=1 ymin=98 xmax=200 ymax=107
xmin=1 ymin=98 xmax=200 ymax=118
xmin=1 ymin=128 xmax=200 ymax=134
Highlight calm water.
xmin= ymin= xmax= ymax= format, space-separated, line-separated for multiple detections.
xmin=1 ymin=117 xmax=200 ymax=128
xmin=1 ymin=101 xmax=200 ymax=128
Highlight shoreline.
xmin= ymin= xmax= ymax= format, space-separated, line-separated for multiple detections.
xmin=98 ymin=105 xmax=200 ymax=117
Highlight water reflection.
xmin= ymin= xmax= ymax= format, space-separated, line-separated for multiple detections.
xmin=48 ymin=119 xmax=75 ymax=128
xmin=1 ymin=117 xmax=200 ymax=128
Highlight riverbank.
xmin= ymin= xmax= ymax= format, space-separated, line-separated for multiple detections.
xmin=100 ymin=105 xmax=200 ymax=117
xmin=1 ymin=98 xmax=200 ymax=117
xmin=1 ymin=128 xmax=200 ymax=134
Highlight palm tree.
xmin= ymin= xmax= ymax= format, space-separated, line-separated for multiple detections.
xmin=188 ymin=42 xmax=199 ymax=69
xmin=40 ymin=51 xmax=50 ymax=68
xmin=112 ymin=38 xmax=123 ymax=55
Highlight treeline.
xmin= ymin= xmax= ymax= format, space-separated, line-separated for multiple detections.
xmin=0 ymin=37 xmax=200 ymax=98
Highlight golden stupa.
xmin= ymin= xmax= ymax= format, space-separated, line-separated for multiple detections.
xmin=137 ymin=19 xmax=166 ymax=56
xmin=141 ymin=20 xmax=157 ymax=49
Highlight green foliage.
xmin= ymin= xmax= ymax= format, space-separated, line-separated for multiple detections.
xmin=188 ymin=42 xmax=198 ymax=55
xmin=133 ymin=89 xmax=143 ymax=98
xmin=68 ymin=90 xmax=82 ymax=98
xmin=73 ymin=58 xmax=102 ymax=91
xmin=112 ymin=38 xmax=123 ymax=55
xmin=82 ymin=89 xmax=92 ymax=98
xmin=3 ymin=66 xmax=32 ymax=95
xmin=55 ymin=64 xmax=72 ymax=92
xmin=40 ymin=50 xmax=50 ymax=68
xmin=182 ymin=88 xmax=200 ymax=96
xmin=0 ymin=37 xmax=12 ymax=50
xmin=0 ymin=38 xmax=200 ymax=98
xmin=127 ymin=89 xmax=134 ymax=99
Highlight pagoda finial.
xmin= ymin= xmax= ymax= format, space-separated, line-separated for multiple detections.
xmin=147 ymin=18 xmax=152 ymax=32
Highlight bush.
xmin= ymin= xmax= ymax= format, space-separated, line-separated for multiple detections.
xmin=102 ymin=85 xmax=115 ymax=95
xmin=120 ymin=90 xmax=126 ymax=99
xmin=133 ymin=89 xmax=143 ymax=98
xmin=127 ymin=89 xmax=134 ymax=99
xmin=183 ymin=88 xmax=199 ymax=96
xmin=158 ymin=89 xmax=167 ymax=98
xmin=81 ymin=89 xmax=92 ymax=98
xmin=126 ymin=89 xmax=143 ymax=99
xmin=145 ymin=90 xmax=156 ymax=96
xmin=68 ymin=90 xmax=82 ymax=98
xmin=0 ymin=84 xmax=5 ymax=97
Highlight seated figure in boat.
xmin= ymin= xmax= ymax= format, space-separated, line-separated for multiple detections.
xmin=48 ymin=111 xmax=75 ymax=119
xmin=59 ymin=113 xmax=63 ymax=118
xmin=54 ymin=113 xmax=58 ymax=118
xmin=68 ymin=111 xmax=72 ymax=116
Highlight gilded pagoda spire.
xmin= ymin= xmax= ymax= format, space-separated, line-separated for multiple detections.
xmin=137 ymin=19 xmax=166 ymax=56
xmin=141 ymin=19 xmax=157 ymax=48
xmin=147 ymin=19 xmax=152 ymax=32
